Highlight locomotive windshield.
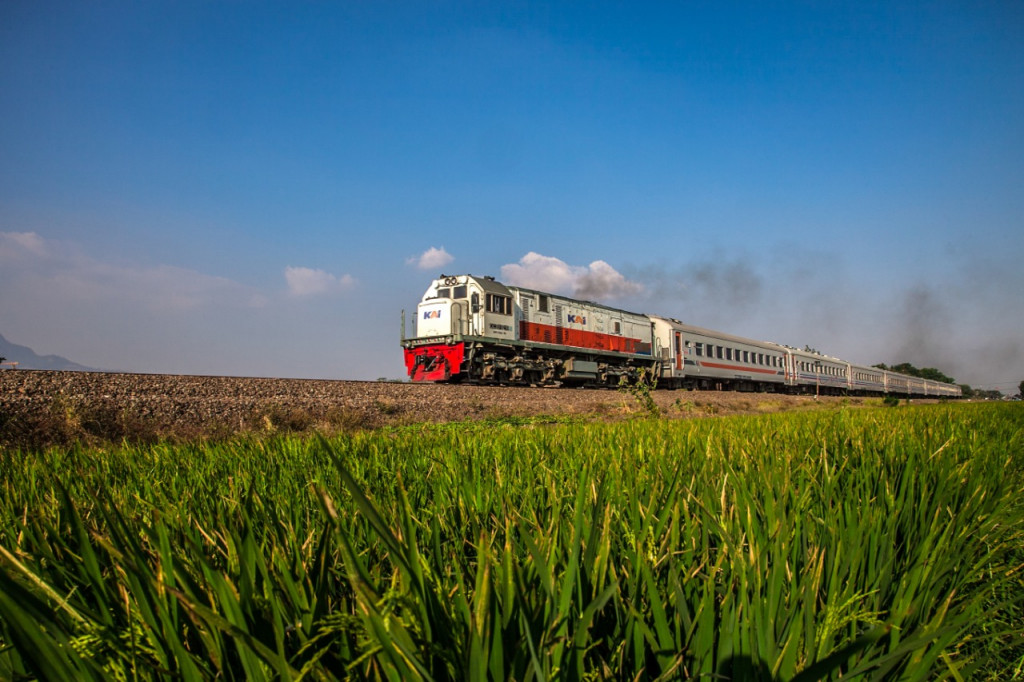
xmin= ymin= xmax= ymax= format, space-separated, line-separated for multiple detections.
xmin=432 ymin=285 xmax=468 ymax=299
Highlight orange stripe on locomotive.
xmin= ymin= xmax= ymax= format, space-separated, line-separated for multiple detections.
xmin=519 ymin=321 xmax=652 ymax=355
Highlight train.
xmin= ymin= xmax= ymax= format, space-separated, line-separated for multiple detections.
xmin=400 ymin=273 xmax=962 ymax=398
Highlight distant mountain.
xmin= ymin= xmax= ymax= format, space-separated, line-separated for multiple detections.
xmin=0 ymin=333 xmax=99 ymax=371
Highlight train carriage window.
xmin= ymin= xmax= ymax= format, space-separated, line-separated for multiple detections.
xmin=716 ymin=346 xmax=723 ymax=359
xmin=614 ymin=321 xmax=621 ymax=334
xmin=695 ymin=342 xmax=704 ymax=357
xmin=726 ymin=348 xmax=733 ymax=361
xmin=539 ymin=295 xmax=550 ymax=313
xmin=743 ymin=351 xmax=749 ymax=363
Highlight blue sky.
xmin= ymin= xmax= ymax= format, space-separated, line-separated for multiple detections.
xmin=1 ymin=1 xmax=1021 ymax=390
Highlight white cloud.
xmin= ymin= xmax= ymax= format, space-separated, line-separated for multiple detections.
xmin=284 ymin=266 xmax=357 ymax=296
xmin=407 ymin=246 xmax=454 ymax=270
xmin=0 ymin=230 xmax=264 ymax=311
xmin=575 ymin=259 xmax=644 ymax=300
xmin=500 ymin=252 xmax=643 ymax=300
xmin=2 ymin=231 xmax=47 ymax=257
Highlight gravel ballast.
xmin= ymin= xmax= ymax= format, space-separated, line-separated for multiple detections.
xmin=2 ymin=370 xmax=875 ymax=448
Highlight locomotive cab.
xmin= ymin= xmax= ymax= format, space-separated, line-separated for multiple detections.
xmin=403 ymin=275 xmax=515 ymax=381
xmin=412 ymin=275 xmax=515 ymax=341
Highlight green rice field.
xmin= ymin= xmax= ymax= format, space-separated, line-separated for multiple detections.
xmin=1 ymin=402 xmax=1022 ymax=680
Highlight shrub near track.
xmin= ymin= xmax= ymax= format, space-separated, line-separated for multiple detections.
xmin=0 ymin=403 xmax=1021 ymax=680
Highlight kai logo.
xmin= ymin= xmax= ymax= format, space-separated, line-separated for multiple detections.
xmin=567 ymin=314 xmax=587 ymax=324
xmin=423 ymin=310 xmax=442 ymax=320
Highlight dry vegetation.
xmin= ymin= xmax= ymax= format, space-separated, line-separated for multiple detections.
xmin=1 ymin=370 xmax=887 ymax=449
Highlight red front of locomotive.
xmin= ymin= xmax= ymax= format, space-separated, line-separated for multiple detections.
xmin=403 ymin=342 xmax=465 ymax=382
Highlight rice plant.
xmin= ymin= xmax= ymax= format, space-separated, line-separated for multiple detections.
xmin=0 ymin=403 xmax=1021 ymax=679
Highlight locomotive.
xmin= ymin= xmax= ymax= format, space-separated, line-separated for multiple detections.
xmin=400 ymin=273 xmax=961 ymax=398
